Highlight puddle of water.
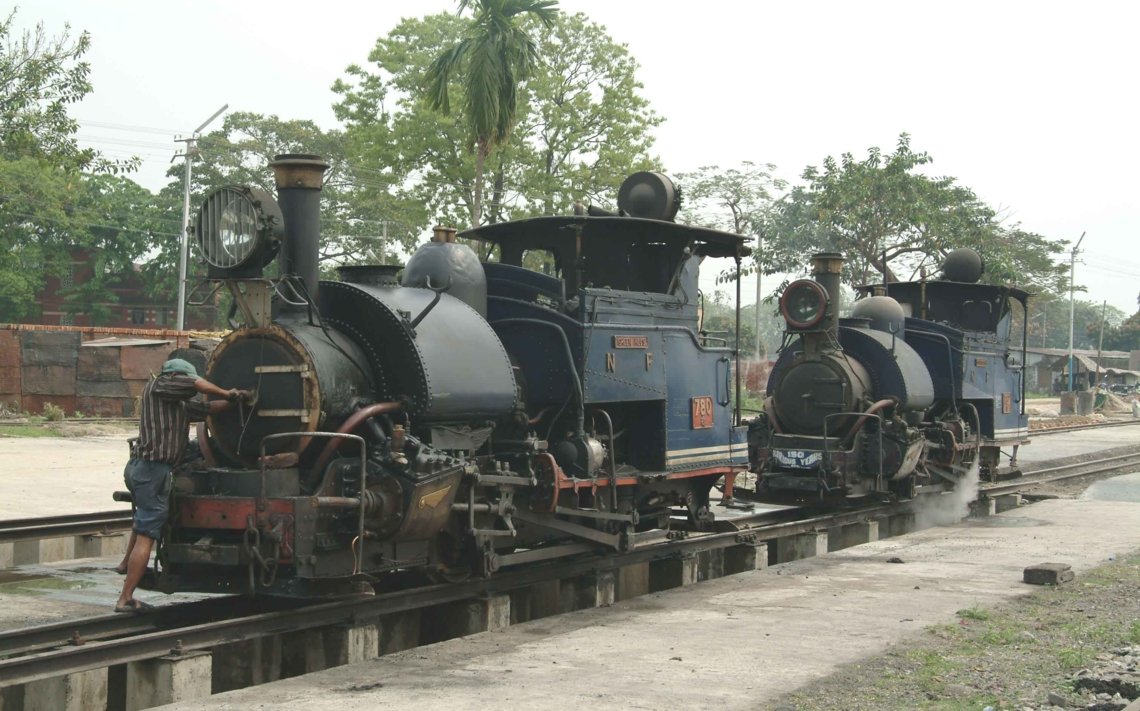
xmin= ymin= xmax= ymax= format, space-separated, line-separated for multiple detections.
xmin=0 ymin=570 xmax=50 ymax=585
xmin=1081 ymin=472 xmax=1140 ymax=502
xmin=0 ymin=576 xmax=96 ymax=596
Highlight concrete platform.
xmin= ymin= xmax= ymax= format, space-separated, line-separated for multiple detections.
xmin=162 ymin=497 xmax=1140 ymax=711
xmin=0 ymin=434 xmax=131 ymax=518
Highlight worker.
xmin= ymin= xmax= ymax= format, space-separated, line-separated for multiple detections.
xmin=115 ymin=358 xmax=250 ymax=613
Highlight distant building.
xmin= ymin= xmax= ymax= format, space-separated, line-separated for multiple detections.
xmin=10 ymin=250 xmax=215 ymax=330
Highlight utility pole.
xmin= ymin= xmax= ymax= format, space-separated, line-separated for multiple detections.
xmin=1094 ymin=300 xmax=1107 ymax=391
xmin=1067 ymin=231 xmax=1086 ymax=392
xmin=174 ymin=104 xmax=228 ymax=331
xmin=754 ymin=243 xmax=763 ymax=361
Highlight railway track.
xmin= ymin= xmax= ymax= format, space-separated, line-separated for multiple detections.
xmin=0 ymin=502 xmax=901 ymax=686
xmin=3 ymin=440 xmax=1138 ymax=690
xmin=0 ymin=510 xmax=132 ymax=545
xmin=1029 ymin=418 xmax=1140 ymax=436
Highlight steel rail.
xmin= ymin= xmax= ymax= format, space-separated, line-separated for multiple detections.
xmin=0 ymin=510 xmax=132 ymax=544
xmin=0 ymin=500 xmax=913 ymax=686
xmin=1029 ymin=418 xmax=1140 ymax=436
xmin=982 ymin=450 xmax=1140 ymax=497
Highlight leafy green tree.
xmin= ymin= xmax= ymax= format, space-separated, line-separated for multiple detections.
xmin=0 ymin=11 xmax=147 ymax=322
xmin=424 ymin=0 xmax=559 ymax=226
xmin=334 ymin=10 xmax=659 ymax=232
xmin=766 ymin=134 xmax=1069 ymax=293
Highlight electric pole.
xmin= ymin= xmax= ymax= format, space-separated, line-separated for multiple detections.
xmin=175 ymin=104 xmax=228 ymax=331
xmin=1067 ymin=231 xmax=1086 ymax=392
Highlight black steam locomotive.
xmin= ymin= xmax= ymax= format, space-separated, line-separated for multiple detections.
xmin=748 ymin=250 xmax=1031 ymax=503
xmin=154 ymin=155 xmax=751 ymax=596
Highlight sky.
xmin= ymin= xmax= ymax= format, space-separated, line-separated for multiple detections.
xmin=16 ymin=0 xmax=1140 ymax=313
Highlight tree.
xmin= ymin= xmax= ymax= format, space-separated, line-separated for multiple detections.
xmin=767 ymin=134 xmax=1069 ymax=293
xmin=676 ymin=162 xmax=786 ymax=237
xmin=0 ymin=11 xmax=147 ymax=322
xmin=424 ymin=0 xmax=559 ymax=227
xmin=334 ymin=11 xmax=660 ymax=232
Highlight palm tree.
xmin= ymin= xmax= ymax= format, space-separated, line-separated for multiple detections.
xmin=425 ymin=0 xmax=559 ymax=227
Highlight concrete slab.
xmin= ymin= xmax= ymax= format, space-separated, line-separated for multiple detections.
xmin=162 ymin=498 xmax=1140 ymax=711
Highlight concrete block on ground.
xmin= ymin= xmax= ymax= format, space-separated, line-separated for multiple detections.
xmin=125 ymin=650 xmax=211 ymax=710
xmin=561 ymin=571 xmax=615 ymax=611
xmin=614 ymin=561 xmax=649 ymax=601
xmin=325 ymin=622 xmax=379 ymax=667
xmin=776 ymin=531 xmax=828 ymax=563
xmin=379 ymin=611 xmax=421 ymax=655
xmin=1023 ymin=562 xmax=1075 ymax=585
xmin=0 ymin=542 xmax=12 ymax=568
xmin=279 ymin=629 xmax=327 ymax=677
xmin=13 ymin=537 xmax=75 ymax=566
xmin=724 ymin=543 xmax=768 ymax=573
xmin=74 ymin=531 xmax=128 ymax=559
xmin=828 ymin=521 xmax=880 ymax=552
xmin=23 ymin=667 xmax=107 ymax=711
xmin=994 ymin=493 xmax=1022 ymax=513
xmin=423 ymin=594 xmax=511 ymax=644
xmin=211 ymin=635 xmax=282 ymax=693
xmin=511 ymin=579 xmax=564 ymax=623
xmin=649 ymin=553 xmax=698 ymax=592
xmin=885 ymin=512 xmax=917 ymax=537
xmin=697 ymin=548 xmax=725 ymax=582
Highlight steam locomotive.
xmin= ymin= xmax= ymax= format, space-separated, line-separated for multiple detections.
xmin=153 ymin=154 xmax=751 ymax=596
xmin=748 ymin=249 xmax=1031 ymax=503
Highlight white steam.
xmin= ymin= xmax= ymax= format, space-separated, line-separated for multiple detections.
xmin=915 ymin=459 xmax=981 ymax=529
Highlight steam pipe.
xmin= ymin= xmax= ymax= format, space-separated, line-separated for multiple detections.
xmin=841 ymin=398 xmax=896 ymax=446
xmin=270 ymin=154 xmax=329 ymax=316
xmin=312 ymin=401 xmax=405 ymax=493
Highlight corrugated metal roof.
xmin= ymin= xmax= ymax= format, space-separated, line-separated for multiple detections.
xmin=82 ymin=336 xmax=172 ymax=348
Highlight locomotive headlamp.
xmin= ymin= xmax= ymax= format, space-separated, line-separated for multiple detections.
xmin=781 ymin=279 xmax=829 ymax=330
xmin=194 ymin=186 xmax=283 ymax=275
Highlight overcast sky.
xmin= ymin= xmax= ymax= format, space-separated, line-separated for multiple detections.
xmin=17 ymin=0 xmax=1140 ymax=313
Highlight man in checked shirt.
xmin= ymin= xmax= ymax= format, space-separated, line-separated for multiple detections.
xmin=115 ymin=358 xmax=250 ymax=613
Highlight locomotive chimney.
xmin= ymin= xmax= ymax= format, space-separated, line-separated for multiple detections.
xmin=811 ymin=252 xmax=844 ymax=336
xmin=270 ymin=154 xmax=329 ymax=313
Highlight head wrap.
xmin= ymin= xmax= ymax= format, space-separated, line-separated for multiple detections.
xmin=161 ymin=358 xmax=198 ymax=378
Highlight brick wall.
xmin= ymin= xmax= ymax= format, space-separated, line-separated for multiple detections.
xmin=0 ymin=324 xmax=197 ymax=417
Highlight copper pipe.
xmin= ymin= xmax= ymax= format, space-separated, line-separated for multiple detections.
xmin=842 ymin=398 xmax=896 ymax=446
xmin=528 ymin=406 xmax=552 ymax=426
xmin=311 ymin=401 xmax=404 ymax=492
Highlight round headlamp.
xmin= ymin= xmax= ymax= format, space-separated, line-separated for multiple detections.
xmin=780 ymin=279 xmax=829 ymax=330
xmin=194 ymin=186 xmax=283 ymax=273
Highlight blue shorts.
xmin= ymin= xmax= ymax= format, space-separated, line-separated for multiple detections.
xmin=124 ymin=459 xmax=172 ymax=540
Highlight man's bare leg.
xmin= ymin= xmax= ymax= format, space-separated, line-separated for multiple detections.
xmin=116 ymin=534 xmax=154 ymax=610
xmin=115 ymin=532 xmax=138 ymax=574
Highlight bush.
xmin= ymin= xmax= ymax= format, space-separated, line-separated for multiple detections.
xmin=42 ymin=402 xmax=66 ymax=421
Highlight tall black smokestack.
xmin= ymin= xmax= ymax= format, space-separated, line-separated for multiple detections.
xmin=270 ymin=154 xmax=328 ymax=313
xmin=811 ymin=252 xmax=844 ymax=336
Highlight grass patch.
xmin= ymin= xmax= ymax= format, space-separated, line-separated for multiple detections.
xmin=955 ymin=604 xmax=989 ymax=621
xmin=0 ymin=425 xmax=64 ymax=438
xmin=778 ymin=552 xmax=1140 ymax=710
